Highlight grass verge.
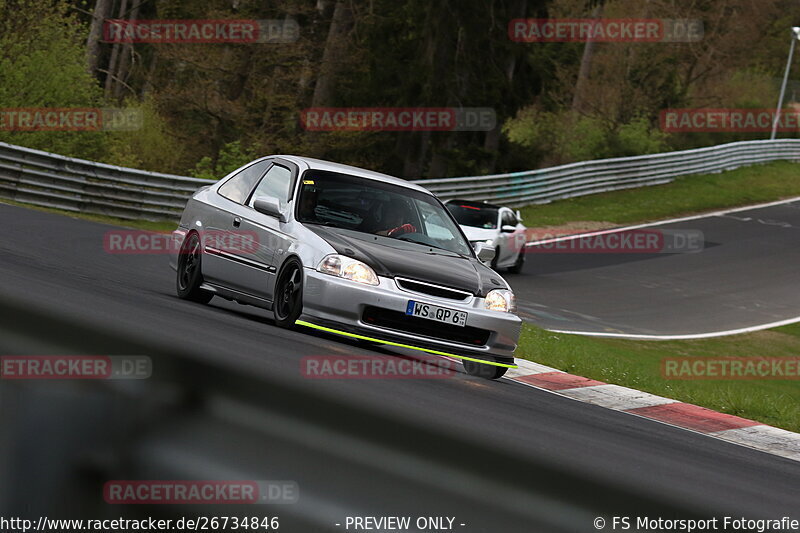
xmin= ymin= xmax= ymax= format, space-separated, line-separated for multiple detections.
xmin=515 ymin=161 xmax=800 ymax=433
xmin=516 ymin=323 xmax=800 ymax=433
xmin=518 ymin=160 xmax=800 ymax=227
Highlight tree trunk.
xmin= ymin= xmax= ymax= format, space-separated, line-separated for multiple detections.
xmin=571 ymin=2 xmax=604 ymax=114
xmin=113 ymin=0 xmax=142 ymax=100
xmin=483 ymin=124 xmax=502 ymax=173
xmin=428 ymin=134 xmax=455 ymax=178
xmin=140 ymin=51 xmax=158 ymax=98
xmin=403 ymin=130 xmax=431 ymax=178
xmin=104 ymin=0 xmax=129 ymax=97
xmin=86 ymin=0 xmax=111 ymax=77
xmin=310 ymin=0 xmax=353 ymax=107
xmin=485 ymin=0 xmax=527 ymax=173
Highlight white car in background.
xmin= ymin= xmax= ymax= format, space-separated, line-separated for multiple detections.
xmin=445 ymin=199 xmax=527 ymax=274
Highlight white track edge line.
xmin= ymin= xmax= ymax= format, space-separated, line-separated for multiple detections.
xmin=525 ymin=195 xmax=800 ymax=247
xmin=547 ymin=315 xmax=800 ymax=340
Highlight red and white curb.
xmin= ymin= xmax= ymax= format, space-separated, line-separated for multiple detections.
xmin=505 ymin=359 xmax=800 ymax=462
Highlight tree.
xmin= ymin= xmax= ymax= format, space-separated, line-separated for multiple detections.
xmin=85 ymin=0 xmax=111 ymax=77
xmin=0 ymin=0 xmax=106 ymax=158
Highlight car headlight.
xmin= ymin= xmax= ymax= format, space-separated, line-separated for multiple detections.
xmin=317 ymin=254 xmax=379 ymax=286
xmin=484 ymin=289 xmax=516 ymax=313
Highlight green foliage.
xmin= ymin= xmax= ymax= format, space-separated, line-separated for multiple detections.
xmin=190 ymin=141 xmax=257 ymax=181
xmin=562 ymin=115 xmax=610 ymax=161
xmin=0 ymin=0 xmax=182 ymax=171
xmin=0 ymin=0 xmax=106 ymax=158
xmin=103 ymin=97 xmax=184 ymax=172
xmin=2 ymin=0 xmax=800 ymax=179
xmin=613 ymin=117 xmax=669 ymax=157
xmin=504 ymin=109 xmax=667 ymax=164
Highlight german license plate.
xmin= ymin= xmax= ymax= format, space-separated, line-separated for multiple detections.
xmin=405 ymin=300 xmax=467 ymax=327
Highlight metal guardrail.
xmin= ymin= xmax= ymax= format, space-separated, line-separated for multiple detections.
xmin=1 ymin=139 xmax=799 ymax=221
xmin=0 ymin=142 xmax=210 ymax=221
xmin=415 ymin=139 xmax=800 ymax=207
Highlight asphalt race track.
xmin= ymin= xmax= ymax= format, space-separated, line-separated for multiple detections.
xmin=1 ymin=204 xmax=799 ymax=527
xmin=509 ymin=199 xmax=800 ymax=337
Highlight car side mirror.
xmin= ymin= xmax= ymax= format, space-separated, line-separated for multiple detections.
xmin=474 ymin=242 xmax=496 ymax=263
xmin=500 ymin=225 xmax=516 ymax=233
xmin=253 ymin=196 xmax=286 ymax=222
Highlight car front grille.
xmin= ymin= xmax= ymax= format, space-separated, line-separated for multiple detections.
xmin=394 ymin=277 xmax=472 ymax=301
xmin=362 ymin=306 xmax=490 ymax=347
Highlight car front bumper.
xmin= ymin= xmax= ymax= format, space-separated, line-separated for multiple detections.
xmin=299 ymin=268 xmax=521 ymax=365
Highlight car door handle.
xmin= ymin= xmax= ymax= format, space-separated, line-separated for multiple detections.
xmin=233 ymin=216 xmax=242 ymax=228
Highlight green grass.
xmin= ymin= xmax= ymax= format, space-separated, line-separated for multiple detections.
xmin=514 ymin=160 xmax=800 ymax=432
xmin=0 ymin=198 xmax=176 ymax=231
xmin=519 ymin=161 xmax=800 ymax=227
xmin=516 ymin=324 xmax=800 ymax=433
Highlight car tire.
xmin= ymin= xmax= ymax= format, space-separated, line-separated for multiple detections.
xmin=273 ymin=258 xmax=304 ymax=328
xmin=463 ymin=360 xmax=508 ymax=380
xmin=176 ymin=231 xmax=213 ymax=304
xmin=507 ymin=248 xmax=525 ymax=274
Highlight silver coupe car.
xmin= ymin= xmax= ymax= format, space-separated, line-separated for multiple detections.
xmin=168 ymin=156 xmax=521 ymax=379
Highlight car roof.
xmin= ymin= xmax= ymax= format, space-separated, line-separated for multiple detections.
xmin=447 ymin=198 xmax=503 ymax=210
xmin=272 ymin=155 xmax=432 ymax=195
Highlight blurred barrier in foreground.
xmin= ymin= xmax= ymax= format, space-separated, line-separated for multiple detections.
xmin=0 ymin=294 xmax=707 ymax=532
xmin=1 ymin=139 xmax=798 ymax=221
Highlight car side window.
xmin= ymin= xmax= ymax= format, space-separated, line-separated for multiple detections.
xmin=502 ymin=211 xmax=516 ymax=227
xmin=218 ymin=160 xmax=271 ymax=204
xmin=247 ymin=164 xmax=293 ymax=209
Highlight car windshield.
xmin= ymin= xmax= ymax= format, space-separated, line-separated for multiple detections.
xmin=296 ymin=170 xmax=472 ymax=257
xmin=446 ymin=203 xmax=499 ymax=229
